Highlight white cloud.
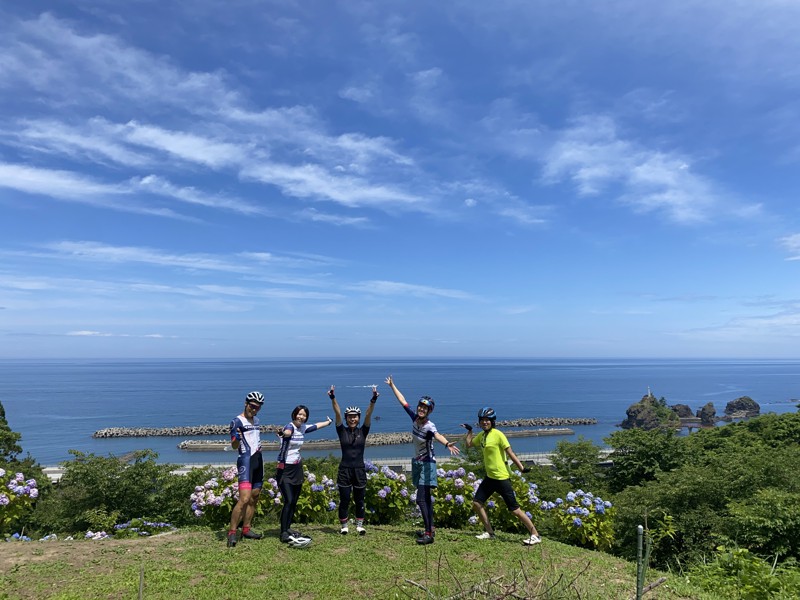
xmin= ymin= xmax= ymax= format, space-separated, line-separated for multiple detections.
xmin=779 ymin=233 xmax=800 ymax=260
xmin=350 ymin=280 xmax=476 ymax=300
xmin=296 ymin=208 xmax=371 ymax=227
xmin=542 ymin=115 xmax=724 ymax=223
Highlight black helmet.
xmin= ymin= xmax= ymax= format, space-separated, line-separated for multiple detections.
xmin=245 ymin=391 xmax=265 ymax=405
xmin=418 ymin=396 xmax=435 ymax=412
xmin=477 ymin=406 xmax=496 ymax=421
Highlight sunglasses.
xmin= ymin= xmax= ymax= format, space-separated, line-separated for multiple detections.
xmin=247 ymin=403 xmax=262 ymax=411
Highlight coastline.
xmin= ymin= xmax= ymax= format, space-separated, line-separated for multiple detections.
xmin=93 ymin=417 xmax=598 ymax=439
xmin=176 ymin=426 xmax=578 ymax=452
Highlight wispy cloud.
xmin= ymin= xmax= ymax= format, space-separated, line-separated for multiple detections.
xmin=779 ymin=233 xmax=800 ymax=260
xmin=66 ymin=330 xmax=177 ymax=338
xmin=350 ymin=280 xmax=476 ymax=300
xmin=542 ymin=115 xmax=729 ymax=223
xmin=296 ymin=208 xmax=371 ymax=227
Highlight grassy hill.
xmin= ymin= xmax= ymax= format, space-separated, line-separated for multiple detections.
xmin=0 ymin=525 xmax=714 ymax=599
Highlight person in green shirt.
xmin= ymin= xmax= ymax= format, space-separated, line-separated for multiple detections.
xmin=462 ymin=407 xmax=541 ymax=545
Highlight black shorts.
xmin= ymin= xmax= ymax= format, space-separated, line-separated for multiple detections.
xmin=276 ymin=462 xmax=304 ymax=487
xmin=337 ymin=465 xmax=367 ymax=489
xmin=473 ymin=476 xmax=520 ymax=511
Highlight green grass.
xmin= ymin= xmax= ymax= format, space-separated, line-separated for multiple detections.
xmin=0 ymin=526 xmax=714 ymax=599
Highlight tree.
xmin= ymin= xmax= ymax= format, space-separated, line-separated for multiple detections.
xmin=550 ymin=436 xmax=605 ymax=492
xmin=0 ymin=400 xmax=23 ymax=462
xmin=604 ymin=428 xmax=685 ymax=492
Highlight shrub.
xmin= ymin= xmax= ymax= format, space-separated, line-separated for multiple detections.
xmin=546 ymin=489 xmax=615 ymax=551
xmin=30 ymin=450 xmax=181 ymax=534
xmin=293 ymin=469 xmax=338 ymax=524
xmin=0 ymin=467 xmax=39 ymax=536
xmin=364 ymin=461 xmax=411 ymax=524
xmin=722 ymin=488 xmax=800 ymax=560
xmin=688 ymin=547 xmax=800 ymax=600
xmin=431 ymin=466 xmax=474 ymax=529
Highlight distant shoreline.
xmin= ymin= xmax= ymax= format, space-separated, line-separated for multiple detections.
xmin=93 ymin=417 xmax=597 ymax=439
xmin=177 ymin=426 xmax=579 ymax=451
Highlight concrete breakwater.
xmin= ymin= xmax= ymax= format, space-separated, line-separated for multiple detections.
xmin=177 ymin=427 xmax=578 ymax=452
xmin=93 ymin=417 xmax=596 ymax=439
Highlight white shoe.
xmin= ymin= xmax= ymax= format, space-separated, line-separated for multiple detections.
xmin=287 ymin=534 xmax=312 ymax=548
xmin=475 ymin=532 xmax=496 ymax=540
xmin=356 ymin=524 xmax=366 ymax=536
xmin=340 ymin=523 xmax=349 ymax=535
xmin=522 ymin=534 xmax=541 ymax=546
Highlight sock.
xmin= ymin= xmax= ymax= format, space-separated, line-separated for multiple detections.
xmin=242 ymin=527 xmax=250 ymax=534
xmin=228 ymin=529 xmax=237 ymax=535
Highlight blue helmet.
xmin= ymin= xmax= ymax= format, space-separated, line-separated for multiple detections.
xmin=477 ymin=406 xmax=496 ymax=421
xmin=417 ymin=396 xmax=435 ymax=412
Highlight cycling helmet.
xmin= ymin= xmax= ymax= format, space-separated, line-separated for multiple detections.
xmin=417 ymin=396 xmax=435 ymax=412
xmin=245 ymin=391 xmax=265 ymax=405
xmin=477 ymin=406 xmax=496 ymax=421
xmin=344 ymin=406 xmax=361 ymax=416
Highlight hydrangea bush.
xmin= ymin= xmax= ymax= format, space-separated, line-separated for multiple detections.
xmin=546 ymin=489 xmax=615 ymax=551
xmin=432 ymin=467 xmax=475 ymax=528
xmin=189 ymin=466 xmax=241 ymax=524
xmin=186 ymin=462 xmax=614 ymax=552
xmin=364 ymin=461 xmax=410 ymax=524
xmin=0 ymin=467 xmax=39 ymax=537
xmin=293 ymin=469 xmax=338 ymax=523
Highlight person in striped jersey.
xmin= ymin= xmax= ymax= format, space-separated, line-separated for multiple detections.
xmin=385 ymin=375 xmax=460 ymax=545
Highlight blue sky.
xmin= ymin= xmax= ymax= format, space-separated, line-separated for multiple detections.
xmin=1 ymin=1 xmax=800 ymax=359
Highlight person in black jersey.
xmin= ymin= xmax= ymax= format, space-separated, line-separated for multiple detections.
xmin=328 ymin=384 xmax=378 ymax=535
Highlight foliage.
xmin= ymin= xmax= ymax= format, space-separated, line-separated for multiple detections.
xmin=604 ymin=427 xmax=685 ymax=492
xmin=430 ymin=466 xmax=475 ymax=529
xmin=0 ymin=466 xmax=39 ymax=536
xmin=611 ymin=413 xmax=800 ymax=569
xmin=546 ymin=489 xmax=616 ymax=551
xmin=550 ymin=436 xmax=606 ymax=492
xmin=30 ymin=450 xmax=182 ymax=533
xmin=364 ymin=461 xmax=411 ymax=524
xmin=721 ymin=488 xmax=800 ymax=559
xmin=0 ymin=400 xmax=23 ymax=463
xmin=190 ymin=466 xmax=281 ymax=527
xmin=688 ymin=547 xmax=800 ymax=600
xmin=293 ymin=468 xmax=338 ymax=523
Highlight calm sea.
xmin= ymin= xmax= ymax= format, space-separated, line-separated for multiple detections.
xmin=1 ymin=358 xmax=797 ymax=466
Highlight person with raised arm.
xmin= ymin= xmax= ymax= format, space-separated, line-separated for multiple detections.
xmin=462 ymin=406 xmax=542 ymax=546
xmin=275 ymin=405 xmax=332 ymax=548
xmin=328 ymin=384 xmax=378 ymax=535
xmin=385 ymin=375 xmax=460 ymax=545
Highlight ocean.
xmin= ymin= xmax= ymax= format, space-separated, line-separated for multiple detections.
xmin=1 ymin=358 xmax=798 ymax=466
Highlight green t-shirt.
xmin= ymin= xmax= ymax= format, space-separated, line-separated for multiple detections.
xmin=474 ymin=428 xmax=511 ymax=480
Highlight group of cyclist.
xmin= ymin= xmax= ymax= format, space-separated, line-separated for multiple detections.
xmin=226 ymin=376 xmax=541 ymax=549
